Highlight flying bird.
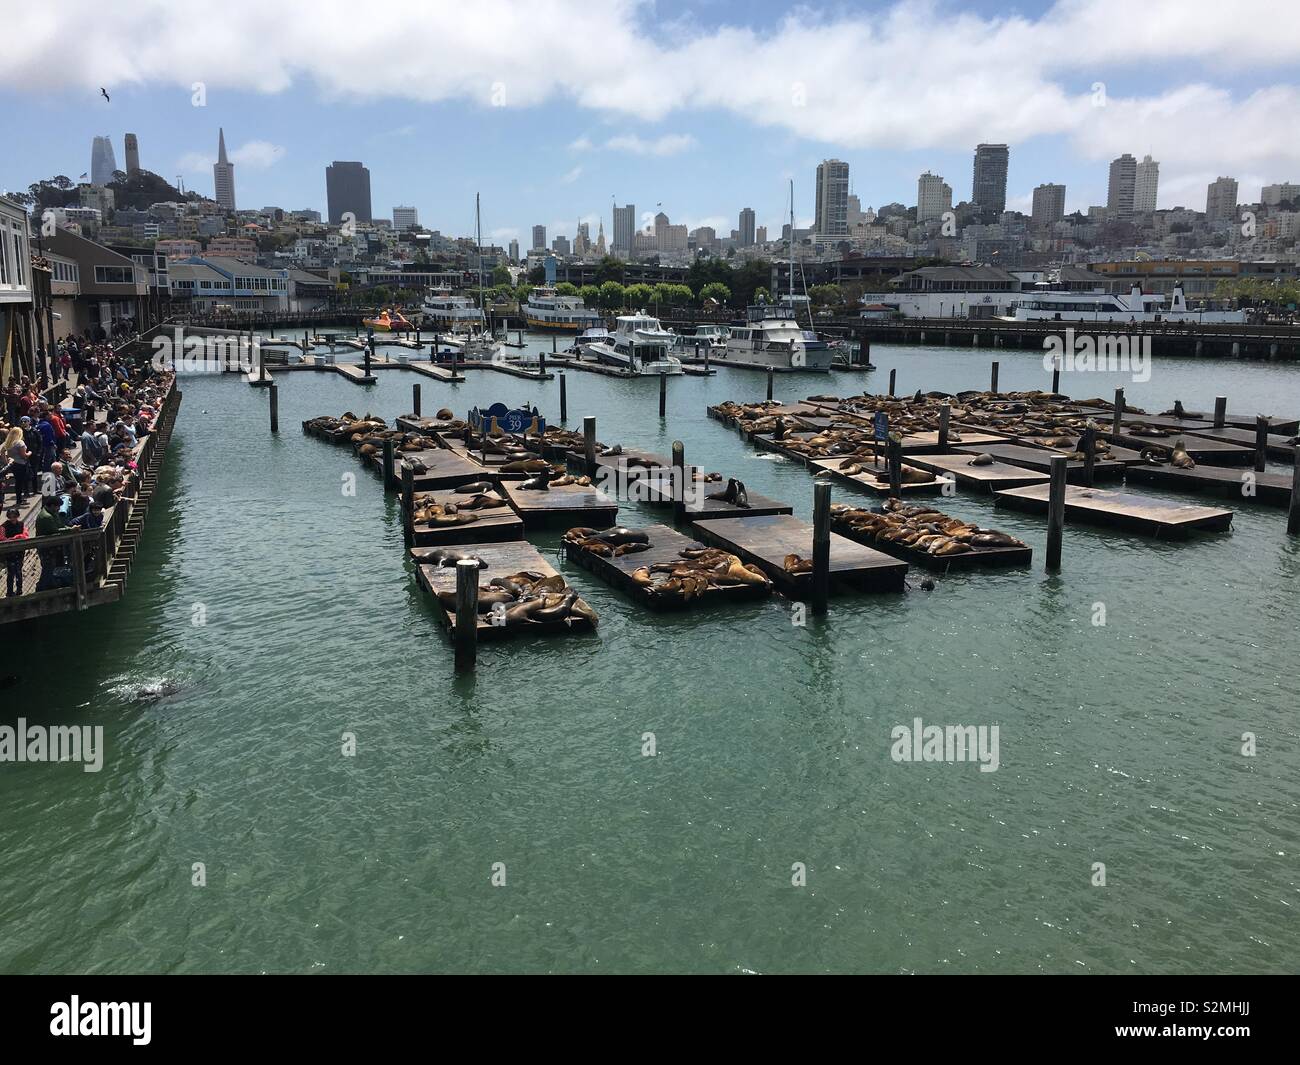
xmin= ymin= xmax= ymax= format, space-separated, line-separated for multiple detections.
xmin=100 ymin=87 xmax=110 ymax=102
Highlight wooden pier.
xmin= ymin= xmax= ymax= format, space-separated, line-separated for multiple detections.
xmin=410 ymin=488 xmax=524 ymax=546
xmin=412 ymin=541 xmax=596 ymax=639
xmin=405 ymin=449 xmax=495 ymax=492
xmin=809 ymin=457 xmax=947 ymax=495
xmin=954 ymin=442 xmax=1125 ymax=482
xmin=995 ymin=483 xmax=1234 ymax=536
xmin=829 ymin=507 xmax=1033 ymax=570
xmin=564 ymin=523 xmax=773 ymax=611
xmin=639 ymin=476 xmax=794 ymax=520
xmin=1124 ymin=463 xmax=1295 ymax=507
xmin=501 ymin=479 xmax=619 ymax=529
xmin=902 ymin=452 xmax=1050 ymax=492
xmin=1183 ymin=425 xmax=1296 ymax=462
xmin=690 ymin=513 xmax=908 ymax=594
xmin=1103 ymin=429 xmax=1255 ymax=466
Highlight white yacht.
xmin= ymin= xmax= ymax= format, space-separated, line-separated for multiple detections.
xmin=1005 ymin=284 xmax=1246 ymax=324
xmin=585 ymin=312 xmax=683 ymax=375
xmin=718 ymin=299 xmax=832 ymax=372
xmin=572 ymin=326 xmax=611 ymax=355
xmin=421 ymin=290 xmax=486 ymax=332
xmin=523 ymin=286 xmax=603 ymax=331
xmin=674 ymin=323 xmax=730 ymax=354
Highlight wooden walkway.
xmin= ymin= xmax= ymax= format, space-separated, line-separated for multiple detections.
xmin=809 ymin=457 xmax=947 ymax=495
xmin=995 ymin=483 xmax=1233 ymax=536
xmin=564 ymin=522 xmax=772 ymax=611
xmin=690 ymin=513 xmax=908 ymax=594
xmin=501 ymin=479 xmax=618 ymax=529
xmin=639 ymin=476 xmax=794 ymax=520
xmin=405 ymin=449 xmax=496 ymax=492
xmin=1104 ymin=429 xmax=1254 ymax=466
xmin=954 ymin=442 xmax=1125 ymax=482
xmin=902 ymin=452 xmax=1050 ymax=492
xmin=1125 ymin=463 xmax=1295 ymax=507
xmin=1182 ymin=425 xmax=1296 ymax=462
xmin=830 ymin=512 xmax=1032 ymax=571
xmin=410 ymin=488 xmax=524 ymax=546
xmin=412 ymin=540 xmax=596 ymax=639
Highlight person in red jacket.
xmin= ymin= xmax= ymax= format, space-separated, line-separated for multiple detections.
xmin=0 ymin=506 xmax=28 ymax=596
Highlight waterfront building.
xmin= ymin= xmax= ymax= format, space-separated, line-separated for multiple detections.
xmin=90 ymin=136 xmax=117 ymax=186
xmin=205 ymin=236 xmax=258 ymax=258
xmin=1107 ymin=153 xmax=1137 ymax=220
xmin=325 ymin=161 xmax=372 ymax=224
xmin=213 ymin=128 xmax=236 ymax=212
xmin=1031 ymin=183 xmax=1066 ymax=227
xmin=739 ymin=207 xmax=756 ymax=246
xmin=1206 ymin=177 xmax=1239 ymax=223
xmin=1134 ymin=155 xmax=1159 ymax=212
xmin=815 ymin=159 xmax=850 ymax=237
xmin=170 ymin=255 xmax=288 ymax=313
xmin=917 ymin=171 xmax=952 ymax=224
xmin=971 ymin=144 xmax=1009 ymax=215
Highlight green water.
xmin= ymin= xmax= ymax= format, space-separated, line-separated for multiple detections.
xmin=1 ymin=339 xmax=1297 ymax=974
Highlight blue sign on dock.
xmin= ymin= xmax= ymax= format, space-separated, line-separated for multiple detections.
xmin=873 ymin=412 xmax=888 ymax=441
xmin=469 ymin=403 xmax=545 ymax=435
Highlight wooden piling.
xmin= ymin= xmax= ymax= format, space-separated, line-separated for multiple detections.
xmin=559 ymin=373 xmax=568 ymax=422
xmin=269 ymin=383 xmax=279 ymax=433
xmin=766 ymin=366 xmax=774 ymax=401
xmin=583 ymin=416 xmax=596 ymax=476
xmin=659 ymin=372 xmax=667 ymax=417
xmin=539 ymin=350 xmax=546 ymax=377
xmin=401 ymin=463 xmax=414 ymax=546
xmin=888 ymin=439 xmax=902 ymax=494
xmin=1289 ymin=452 xmax=1300 ymax=535
xmin=1051 ymin=356 xmax=1061 ymax=394
xmin=812 ymin=480 xmax=830 ymax=615
xmin=1112 ymin=388 xmax=1124 ymax=437
xmin=938 ymin=404 xmax=950 ymax=449
xmin=454 ymin=559 xmax=479 ymax=672
xmin=382 ymin=437 xmax=395 ymax=488
xmin=412 ymin=383 xmax=421 ymax=418
xmin=552 ymin=334 xmax=557 ymax=353
xmin=990 ymin=360 xmax=999 ymax=393
xmin=1213 ymin=396 xmax=1227 ymax=429
xmin=1081 ymin=424 xmax=1096 ymax=487
xmin=888 ymin=368 xmax=896 ymax=397
xmin=1255 ymin=415 xmax=1268 ymax=473
xmin=672 ymin=440 xmax=686 ymax=524
xmin=1046 ymin=455 xmax=1066 ymax=571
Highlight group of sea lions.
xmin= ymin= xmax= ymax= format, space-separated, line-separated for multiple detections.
xmin=705 ymin=477 xmax=749 ymax=507
xmin=1138 ymin=438 xmax=1196 ymax=469
xmin=566 ymin=528 xmax=773 ymax=602
xmin=562 ymin=526 xmax=653 ymax=557
xmin=831 ymin=498 xmax=1027 ymax=557
xmin=431 ymin=567 xmax=597 ymax=628
xmin=412 ymin=486 xmax=510 ymax=527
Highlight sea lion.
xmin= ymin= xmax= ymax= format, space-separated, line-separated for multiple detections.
xmin=500 ymin=458 xmax=550 ymax=473
xmin=455 ymin=481 xmax=495 ymax=494
xmin=1138 ymin=447 xmax=1165 ymax=465
xmin=783 ymin=554 xmax=813 ymax=574
xmin=1170 ymin=439 xmax=1196 ymax=469
xmin=518 ymin=471 xmax=552 ymax=490
xmin=706 ymin=477 xmax=750 ymax=508
xmin=586 ymin=527 xmax=650 ymax=546
xmin=613 ymin=542 xmax=651 ymax=556
xmin=436 ymin=408 xmax=455 ymax=420
xmin=425 ymin=549 xmax=487 ymax=568
xmin=969 ymin=453 xmax=995 ymax=466
xmin=600 ymin=444 xmax=624 ymax=456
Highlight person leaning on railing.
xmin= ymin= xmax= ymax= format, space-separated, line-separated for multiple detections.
xmin=0 ymin=506 xmax=28 ymax=596
xmin=2 ymin=427 xmax=32 ymax=507
xmin=34 ymin=496 xmax=67 ymax=591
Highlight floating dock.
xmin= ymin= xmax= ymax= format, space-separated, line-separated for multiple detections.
xmin=334 ymin=363 xmax=377 ymax=385
xmin=410 ymin=487 xmax=524 ymax=546
xmin=1124 ymin=463 xmax=1295 ymax=507
xmin=1182 ymin=425 xmax=1296 ymax=462
xmin=829 ymin=512 xmax=1032 ymax=570
xmin=690 ymin=513 xmax=908 ymax=594
xmin=412 ymin=541 xmax=596 ymax=640
xmin=563 ymin=523 xmax=773 ymax=611
xmin=994 ymin=483 xmax=1234 ymax=536
xmin=954 ymin=442 xmax=1125 ymax=482
xmin=902 ymin=452 xmax=1050 ymax=492
xmin=1103 ymin=429 xmax=1254 ymax=466
xmin=501 ymin=479 xmax=619 ymax=529
xmin=405 ymin=449 xmax=496 ymax=492
xmin=809 ymin=457 xmax=947 ymax=495
xmin=639 ymin=476 xmax=794 ymax=520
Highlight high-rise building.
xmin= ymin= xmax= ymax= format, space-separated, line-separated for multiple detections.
xmin=756 ymin=225 xmax=767 ymax=244
xmin=531 ymin=225 xmax=546 ymax=250
xmin=1031 ymin=183 xmax=1066 ymax=227
xmin=971 ymin=144 xmax=1009 ymax=215
xmin=552 ymin=235 xmax=570 ymax=256
xmin=1106 ymin=153 xmax=1137 ymax=220
xmin=917 ymin=171 xmax=952 ymax=223
xmin=325 ymin=161 xmax=372 ymax=224
xmin=1134 ymin=155 xmax=1159 ymax=213
xmin=508 ymin=238 xmax=520 ymax=262
xmin=738 ymin=207 xmax=756 ymax=246
xmin=124 ymin=133 xmax=140 ymax=175
xmin=1206 ymin=177 xmax=1239 ymax=222
xmin=91 ymin=135 xmax=117 ymax=186
xmin=574 ymin=221 xmax=590 ymax=255
xmin=1261 ymin=182 xmax=1300 ymax=207
xmin=612 ymin=203 xmax=635 ymax=254
xmin=815 ymin=159 xmax=850 ymax=237
xmin=213 ymin=128 xmax=236 ymax=212
xmin=392 ymin=206 xmax=419 ymax=229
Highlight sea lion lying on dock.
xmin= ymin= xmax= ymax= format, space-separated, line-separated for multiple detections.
xmin=499 ymin=458 xmax=551 ymax=474
xmin=435 ymin=571 xmax=597 ymax=627
xmin=783 ymin=554 xmax=813 ymax=574
xmin=436 ymin=408 xmax=455 ymax=420
xmin=623 ymin=544 xmax=770 ymax=601
xmin=424 ymin=549 xmax=488 ymax=567
xmin=518 ymin=470 xmax=553 ymax=490
xmin=705 ymin=477 xmax=749 ymax=508
xmin=969 ymin=453 xmax=995 ymax=466
xmin=829 ymin=498 xmax=1027 ymax=556
xmin=454 ymin=481 xmax=495 ymax=494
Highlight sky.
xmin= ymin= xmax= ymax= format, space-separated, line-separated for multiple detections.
xmin=1 ymin=0 xmax=1298 ymax=245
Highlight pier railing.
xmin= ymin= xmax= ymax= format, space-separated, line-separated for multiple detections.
xmin=0 ymin=382 xmax=182 ymax=624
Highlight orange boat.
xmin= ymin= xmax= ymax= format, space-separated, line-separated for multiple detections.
xmin=363 ymin=307 xmax=412 ymax=332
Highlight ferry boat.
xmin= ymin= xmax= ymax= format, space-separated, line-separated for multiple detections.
xmin=585 ymin=312 xmax=683 ymax=375
xmin=1005 ymin=284 xmax=1246 ymax=324
xmin=523 ymin=286 xmax=603 ymax=331
xmin=421 ymin=290 xmax=487 ymax=332
xmin=717 ymin=298 xmax=832 ymax=372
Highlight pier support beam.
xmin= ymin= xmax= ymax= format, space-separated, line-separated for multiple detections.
xmin=1213 ymin=396 xmax=1227 ymax=429
xmin=539 ymin=350 xmax=546 ymax=377
xmin=990 ymin=360 xmax=999 ymax=393
xmin=454 ymin=559 xmax=480 ymax=673
xmin=559 ymin=373 xmax=568 ymax=422
xmin=888 ymin=438 xmax=902 ymax=495
xmin=1046 ymin=455 xmax=1067 ymax=572
xmin=1112 ymin=388 xmax=1124 ymax=437
xmin=659 ymin=372 xmax=667 ymax=418
xmin=766 ymin=366 xmax=774 ymax=402
xmin=269 ymin=383 xmax=279 ymax=433
xmin=1081 ymin=424 xmax=1096 ymax=487
xmin=812 ymin=481 xmax=830 ymax=616
xmin=1051 ymin=356 xmax=1061 ymax=395
xmin=1289 ymin=447 xmax=1300 ymax=535
xmin=412 ymin=383 xmax=421 ymax=418
xmin=583 ymin=416 xmax=596 ymax=476
xmin=401 ymin=464 xmax=414 ymax=546
xmin=382 ymin=438 xmax=395 ymax=489
xmin=1255 ymin=416 xmax=1269 ymax=473
xmin=672 ymin=440 xmax=686 ymax=525
xmin=938 ymin=404 xmax=950 ymax=449
xmin=888 ymin=368 xmax=896 ymax=397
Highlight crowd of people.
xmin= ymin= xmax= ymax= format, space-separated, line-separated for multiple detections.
xmin=0 ymin=336 xmax=172 ymax=597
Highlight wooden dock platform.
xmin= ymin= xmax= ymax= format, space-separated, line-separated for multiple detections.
xmin=902 ymin=452 xmax=1051 ymax=492
xmin=406 ymin=361 xmax=464 ymax=383
xmin=1182 ymin=425 xmax=1296 ymax=462
xmin=410 ymin=488 xmax=524 ymax=546
xmin=809 ymin=457 xmax=947 ymax=495
xmin=405 ymin=448 xmax=496 ymax=491
xmin=690 ymin=513 xmax=908 ymax=594
xmin=564 ymin=523 xmax=773 ymax=611
xmin=994 ymin=483 xmax=1234 ymax=536
xmin=580 ymin=448 xmax=676 ymax=480
xmin=412 ymin=540 xmax=596 ymax=639
xmin=501 ymin=479 xmax=618 ymax=529
xmin=1104 ymin=429 xmax=1255 ymax=466
xmin=954 ymin=442 xmax=1125 ymax=482
xmin=1124 ymin=463 xmax=1295 ymax=507
xmin=829 ymin=509 xmax=1032 ymax=570
xmin=900 ymin=429 xmax=1008 ymax=452
xmin=639 ymin=475 xmax=794 ymax=520
xmin=334 ymin=363 xmax=377 ymax=385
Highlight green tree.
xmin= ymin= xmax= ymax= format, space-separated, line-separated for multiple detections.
xmin=665 ymin=284 xmax=694 ymax=307
xmin=555 ymin=281 xmax=578 ymax=296
xmin=514 ymin=284 xmax=533 ymax=303
xmin=491 ymin=264 xmax=512 ymax=286
xmin=731 ymin=260 xmax=772 ymax=308
xmin=528 ymin=264 xmax=546 ymax=284
xmin=809 ymin=284 xmax=844 ymax=307
xmin=624 ymin=283 xmax=653 ymax=309
xmin=579 ymin=284 xmax=600 ymax=307
xmin=598 ymin=280 xmax=626 ymax=310
xmin=595 ymin=256 xmax=624 ymax=284
xmin=699 ymin=282 xmax=731 ymax=306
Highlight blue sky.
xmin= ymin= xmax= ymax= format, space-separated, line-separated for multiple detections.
xmin=1 ymin=0 xmax=1298 ymax=244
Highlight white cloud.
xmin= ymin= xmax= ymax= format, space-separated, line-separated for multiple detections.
xmin=568 ymin=136 xmax=594 ymax=151
xmin=604 ymin=133 xmax=696 ymax=156
xmin=560 ymin=165 xmax=583 ymax=184
xmin=176 ymin=140 xmax=285 ymax=174
xmin=6 ymin=0 xmax=1300 ymax=185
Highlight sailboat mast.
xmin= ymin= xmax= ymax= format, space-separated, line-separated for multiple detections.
xmin=476 ymin=193 xmax=484 ymax=317
xmin=788 ymin=179 xmax=795 ymax=306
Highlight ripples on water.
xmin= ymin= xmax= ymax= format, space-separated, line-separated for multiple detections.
xmin=0 ymin=342 xmax=1295 ymax=973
